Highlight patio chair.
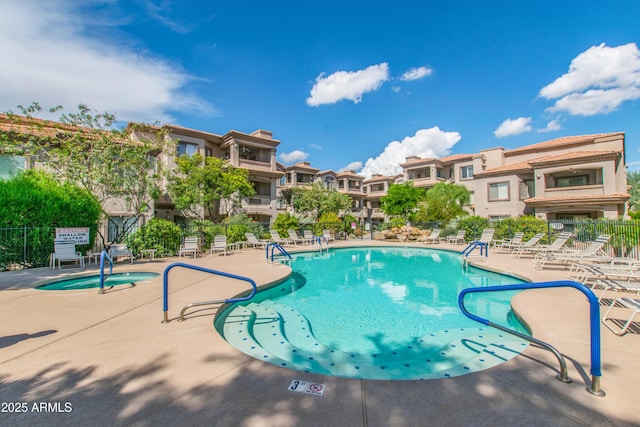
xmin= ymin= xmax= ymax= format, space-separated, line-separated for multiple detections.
xmin=447 ymin=230 xmax=465 ymax=245
xmin=516 ymin=232 xmax=571 ymax=258
xmin=602 ymin=297 xmax=640 ymax=335
xmin=210 ymin=235 xmax=228 ymax=256
xmin=423 ymin=228 xmax=442 ymax=245
xmin=304 ymin=230 xmax=316 ymax=243
xmin=179 ymin=236 xmax=199 ymax=258
xmin=51 ymin=241 xmax=85 ymax=270
xmin=288 ymin=229 xmax=310 ymax=245
xmin=108 ymin=243 xmax=134 ymax=264
xmin=322 ymin=229 xmax=335 ymax=243
xmin=245 ymin=232 xmax=269 ymax=249
xmin=495 ymin=232 xmax=524 ymax=253
xmin=270 ymin=230 xmax=294 ymax=246
xmin=476 ymin=228 xmax=495 ymax=246
xmin=534 ymin=234 xmax=611 ymax=269
xmin=509 ymin=233 xmax=545 ymax=257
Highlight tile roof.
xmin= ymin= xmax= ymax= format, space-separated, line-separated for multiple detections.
xmin=476 ymin=150 xmax=621 ymax=176
xmin=524 ymin=193 xmax=630 ymax=204
xmin=505 ymin=132 xmax=624 ymax=156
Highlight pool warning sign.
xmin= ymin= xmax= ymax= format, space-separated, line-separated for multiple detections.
xmin=288 ymin=380 xmax=326 ymax=396
xmin=55 ymin=227 xmax=90 ymax=244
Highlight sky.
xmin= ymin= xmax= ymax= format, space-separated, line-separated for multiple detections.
xmin=1 ymin=0 xmax=640 ymax=177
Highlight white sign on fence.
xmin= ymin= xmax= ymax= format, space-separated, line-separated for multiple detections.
xmin=55 ymin=227 xmax=90 ymax=244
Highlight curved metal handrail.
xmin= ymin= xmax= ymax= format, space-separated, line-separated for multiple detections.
xmin=266 ymin=242 xmax=292 ymax=262
xmin=458 ymin=280 xmax=604 ymax=396
xmin=461 ymin=241 xmax=488 ymax=257
xmin=162 ymin=262 xmax=257 ymax=323
xmin=98 ymin=250 xmax=113 ymax=294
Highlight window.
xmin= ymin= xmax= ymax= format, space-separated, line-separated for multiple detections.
xmin=488 ymin=182 xmax=509 ymax=201
xmin=107 ymin=216 xmax=138 ymax=242
xmin=0 ymin=155 xmax=25 ymax=179
xmin=519 ymin=179 xmax=534 ymax=199
xmin=460 ymin=165 xmax=473 ymax=180
xmin=177 ymin=142 xmax=197 ymax=157
xmin=555 ymin=175 xmax=588 ymax=188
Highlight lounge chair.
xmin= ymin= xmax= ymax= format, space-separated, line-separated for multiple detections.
xmin=288 ymin=229 xmax=310 ymax=245
xmin=476 ymin=228 xmax=495 ymax=246
xmin=591 ymin=279 xmax=640 ymax=301
xmin=270 ymin=230 xmax=294 ymax=246
xmin=322 ymin=230 xmax=335 ymax=243
xmin=534 ymin=234 xmax=611 ymax=269
xmin=516 ymin=232 xmax=571 ymax=258
xmin=304 ymin=230 xmax=316 ymax=243
xmin=424 ymin=228 xmax=442 ymax=244
xmin=495 ymin=232 xmax=524 ymax=253
xmin=447 ymin=230 xmax=465 ymax=245
xmin=245 ymin=232 xmax=269 ymax=249
xmin=602 ymin=297 xmax=640 ymax=335
xmin=179 ymin=236 xmax=199 ymax=258
xmin=51 ymin=241 xmax=85 ymax=270
xmin=509 ymin=233 xmax=545 ymax=257
xmin=108 ymin=243 xmax=134 ymax=264
xmin=210 ymin=235 xmax=228 ymax=256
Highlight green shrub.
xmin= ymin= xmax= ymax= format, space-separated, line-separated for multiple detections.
xmin=272 ymin=212 xmax=299 ymax=237
xmin=456 ymin=216 xmax=490 ymax=242
xmin=127 ymin=218 xmax=182 ymax=256
xmin=223 ymin=214 xmax=265 ymax=244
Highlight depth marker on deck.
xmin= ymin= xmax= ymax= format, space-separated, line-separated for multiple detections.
xmin=288 ymin=380 xmax=326 ymax=396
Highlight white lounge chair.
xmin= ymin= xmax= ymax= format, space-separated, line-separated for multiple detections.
xmin=517 ymin=232 xmax=571 ymax=258
xmin=602 ymin=297 xmax=640 ymax=335
xmin=210 ymin=235 xmax=228 ymax=256
xmin=179 ymin=236 xmax=199 ymax=258
xmin=51 ymin=241 xmax=85 ymax=270
xmin=424 ymin=229 xmax=442 ymax=244
xmin=447 ymin=230 xmax=465 ymax=245
xmin=304 ymin=230 xmax=316 ymax=243
xmin=288 ymin=229 xmax=310 ymax=245
xmin=322 ymin=229 xmax=335 ymax=243
xmin=510 ymin=233 xmax=545 ymax=257
xmin=109 ymin=243 xmax=134 ymax=264
xmin=495 ymin=232 xmax=524 ymax=253
xmin=534 ymin=234 xmax=611 ymax=269
xmin=245 ymin=232 xmax=269 ymax=249
xmin=270 ymin=230 xmax=294 ymax=246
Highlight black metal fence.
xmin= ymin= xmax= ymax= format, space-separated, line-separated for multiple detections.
xmin=2 ymin=218 xmax=639 ymax=271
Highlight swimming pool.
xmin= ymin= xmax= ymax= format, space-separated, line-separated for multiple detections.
xmin=36 ymin=272 xmax=160 ymax=290
xmin=215 ymin=247 xmax=530 ymax=380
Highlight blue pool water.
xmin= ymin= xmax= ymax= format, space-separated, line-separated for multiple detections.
xmin=36 ymin=272 xmax=160 ymax=290
xmin=216 ymin=247 xmax=530 ymax=380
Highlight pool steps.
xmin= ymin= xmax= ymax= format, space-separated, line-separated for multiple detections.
xmin=222 ymin=301 xmax=528 ymax=380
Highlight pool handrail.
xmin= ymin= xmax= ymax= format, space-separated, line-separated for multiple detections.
xmin=458 ymin=280 xmax=604 ymax=396
xmin=162 ymin=262 xmax=257 ymax=323
xmin=461 ymin=241 xmax=488 ymax=257
xmin=98 ymin=250 xmax=113 ymax=294
xmin=266 ymin=242 xmax=292 ymax=263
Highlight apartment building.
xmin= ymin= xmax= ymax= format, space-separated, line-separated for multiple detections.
xmin=1 ymin=111 xmax=629 ymax=226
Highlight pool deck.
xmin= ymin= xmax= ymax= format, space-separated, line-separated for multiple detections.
xmin=1 ymin=239 xmax=639 ymax=426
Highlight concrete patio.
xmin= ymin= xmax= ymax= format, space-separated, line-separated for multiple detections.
xmin=1 ymin=240 xmax=639 ymax=426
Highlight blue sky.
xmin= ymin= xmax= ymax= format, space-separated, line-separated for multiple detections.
xmin=2 ymin=1 xmax=640 ymax=176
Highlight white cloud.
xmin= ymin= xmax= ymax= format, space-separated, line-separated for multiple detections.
xmin=309 ymin=143 xmax=323 ymax=149
xmin=359 ymin=127 xmax=461 ymax=178
xmin=494 ymin=117 xmax=532 ymax=138
xmin=279 ymin=149 xmax=309 ymax=164
xmin=539 ymin=42 xmax=640 ymax=116
xmin=0 ymin=0 xmax=214 ymax=124
xmin=400 ymin=66 xmax=433 ymax=81
xmin=339 ymin=161 xmax=363 ymax=172
xmin=306 ymin=63 xmax=389 ymax=106
xmin=538 ymin=119 xmax=562 ymax=133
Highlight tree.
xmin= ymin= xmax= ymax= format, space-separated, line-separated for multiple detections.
xmin=628 ymin=170 xmax=640 ymax=215
xmin=288 ymin=182 xmax=352 ymax=220
xmin=380 ymin=182 xmax=425 ymax=220
xmin=0 ymin=103 xmax=173 ymax=245
xmin=413 ymin=182 xmax=470 ymax=224
xmin=166 ymin=153 xmax=255 ymax=220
